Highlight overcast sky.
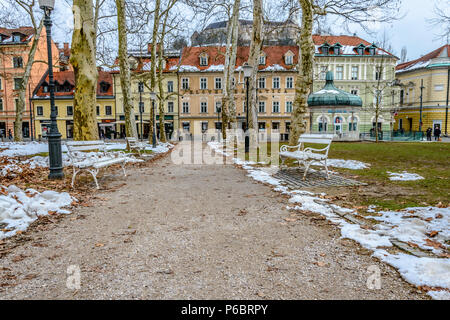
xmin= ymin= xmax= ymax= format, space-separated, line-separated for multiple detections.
xmin=51 ymin=0 xmax=448 ymax=64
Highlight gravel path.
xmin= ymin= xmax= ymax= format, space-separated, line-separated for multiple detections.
xmin=0 ymin=144 xmax=427 ymax=299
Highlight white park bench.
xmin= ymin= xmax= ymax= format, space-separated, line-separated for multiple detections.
xmin=280 ymin=134 xmax=334 ymax=180
xmin=126 ymin=137 xmax=147 ymax=155
xmin=65 ymin=140 xmax=129 ymax=189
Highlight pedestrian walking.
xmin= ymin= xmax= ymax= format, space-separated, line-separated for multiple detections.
xmin=8 ymin=129 xmax=12 ymax=141
xmin=426 ymin=127 xmax=432 ymax=141
xmin=434 ymin=126 xmax=441 ymax=141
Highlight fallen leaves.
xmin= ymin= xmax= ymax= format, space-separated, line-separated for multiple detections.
xmin=95 ymin=243 xmax=105 ymax=248
xmin=424 ymin=239 xmax=445 ymax=250
xmin=237 ymin=209 xmax=248 ymax=216
xmin=426 ymin=231 xmax=439 ymax=238
xmin=314 ymin=261 xmax=326 ymax=267
xmin=11 ymin=254 xmax=29 ymax=263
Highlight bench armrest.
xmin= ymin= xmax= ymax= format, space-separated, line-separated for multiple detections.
xmin=280 ymin=144 xmax=301 ymax=152
xmin=304 ymin=146 xmax=330 ymax=153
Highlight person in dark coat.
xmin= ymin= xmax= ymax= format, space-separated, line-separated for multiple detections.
xmin=8 ymin=129 xmax=12 ymax=141
xmin=434 ymin=126 xmax=441 ymax=141
xmin=426 ymin=127 xmax=432 ymax=141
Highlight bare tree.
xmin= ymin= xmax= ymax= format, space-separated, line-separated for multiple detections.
xmin=71 ymin=0 xmax=99 ymax=140
xmin=428 ymin=0 xmax=450 ymax=41
xmin=116 ymin=0 xmax=138 ymax=138
xmin=288 ymin=0 xmax=403 ymax=145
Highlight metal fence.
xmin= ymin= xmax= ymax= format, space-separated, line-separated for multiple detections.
xmin=361 ymin=131 xmax=425 ymax=141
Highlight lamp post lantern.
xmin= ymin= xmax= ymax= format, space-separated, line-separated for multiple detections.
xmin=40 ymin=0 xmax=63 ymax=179
xmin=242 ymin=63 xmax=252 ymax=153
xmin=138 ymin=82 xmax=144 ymax=141
xmin=149 ymin=91 xmax=157 ymax=148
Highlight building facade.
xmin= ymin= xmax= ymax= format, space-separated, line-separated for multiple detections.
xmin=111 ymin=46 xmax=180 ymax=139
xmin=395 ymin=44 xmax=450 ymax=136
xmin=178 ymin=35 xmax=397 ymax=141
xmin=0 ymin=27 xmax=59 ymax=138
xmin=32 ymin=70 xmax=116 ymax=139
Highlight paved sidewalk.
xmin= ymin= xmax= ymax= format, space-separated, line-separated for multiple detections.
xmin=0 ymin=144 xmax=427 ymax=299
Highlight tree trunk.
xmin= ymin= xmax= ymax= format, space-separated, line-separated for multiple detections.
xmin=248 ymin=0 xmax=263 ymax=132
xmin=149 ymin=0 xmax=161 ymax=144
xmin=157 ymin=44 xmax=167 ymax=143
xmin=116 ymin=0 xmax=138 ymax=138
xmin=289 ymin=0 xmax=314 ymax=145
xmin=221 ymin=0 xmax=240 ymax=139
xmin=71 ymin=0 xmax=99 ymax=141
xmin=14 ymin=22 xmax=44 ymax=142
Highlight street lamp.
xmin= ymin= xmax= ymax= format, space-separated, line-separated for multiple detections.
xmin=216 ymin=105 xmax=221 ymax=142
xmin=419 ymin=79 xmax=425 ymax=140
xmin=242 ymin=62 xmax=253 ymax=153
xmin=39 ymin=0 xmax=63 ymax=179
xmin=149 ymin=91 xmax=157 ymax=148
xmin=138 ymin=82 xmax=144 ymax=141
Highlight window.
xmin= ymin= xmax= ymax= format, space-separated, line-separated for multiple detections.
xmin=168 ymin=101 xmax=174 ymax=113
xmin=67 ymin=106 xmax=73 ymax=116
xmin=0 ymin=99 xmax=3 ymax=111
xmin=200 ymin=101 xmax=207 ymax=113
xmin=351 ymin=66 xmax=359 ymax=80
xmin=272 ymin=101 xmax=280 ymax=113
xmin=215 ymin=101 xmax=222 ymax=113
xmin=96 ymin=106 xmax=100 ymax=116
xmin=258 ymin=122 xmax=266 ymax=131
xmin=181 ymin=78 xmax=189 ymax=90
xmin=200 ymin=77 xmax=207 ymax=90
xmin=375 ymin=69 xmax=382 ymax=81
xmin=286 ymin=122 xmax=291 ymax=132
xmin=201 ymin=122 xmax=208 ymax=133
xmin=336 ymin=66 xmax=344 ymax=80
xmin=318 ymin=116 xmax=328 ymax=132
xmin=0 ymin=77 xmax=2 ymax=90
xmin=258 ymin=77 xmax=266 ymax=89
xmin=272 ymin=122 xmax=280 ymax=131
xmin=320 ymin=66 xmax=328 ymax=80
xmin=167 ymin=81 xmax=174 ymax=93
xmin=369 ymin=47 xmax=376 ymax=55
xmin=182 ymin=122 xmax=190 ymax=132
xmin=182 ymin=101 xmax=189 ymax=113
xmin=400 ymin=90 xmax=404 ymax=105
xmin=200 ymin=55 xmax=208 ymax=66
xmin=286 ymin=101 xmax=293 ymax=113
xmin=105 ymin=105 xmax=112 ymax=115
xmin=285 ymin=55 xmax=293 ymax=65
xmin=322 ymin=46 xmax=329 ymax=55
xmin=13 ymin=57 xmax=23 ymax=68
xmin=36 ymin=106 xmax=43 ymax=116
xmin=348 ymin=117 xmax=358 ymax=131
xmin=357 ymin=47 xmax=364 ymax=55
xmin=258 ymin=101 xmax=265 ymax=113
xmin=215 ymin=77 xmax=222 ymax=90
xmin=434 ymin=85 xmax=444 ymax=91
xmin=215 ymin=121 xmax=222 ymax=130
xmin=286 ymin=77 xmax=293 ymax=89
xmin=100 ymin=82 xmax=110 ymax=93
xmin=259 ymin=55 xmax=266 ymax=65
xmin=334 ymin=46 xmax=341 ymax=55
xmin=14 ymin=78 xmax=22 ymax=90
xmin=43 ymin=85 xmax=48 ymax=93
xmin=273 ymin=77 xmax=280 ymax=89
xmin=351 ymin=89 xmax=358 ymax=95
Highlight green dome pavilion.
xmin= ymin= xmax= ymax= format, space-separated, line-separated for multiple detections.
xmin=308 ymin=71 xmax=363 ymax=107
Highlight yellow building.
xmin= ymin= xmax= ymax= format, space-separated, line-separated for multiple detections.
xmin=32 ymin=70 xmax=116 ymax=139
xmin=178 ymin=46 xmax=297 ymax=141
xmin=395 ymin=45 xmax=450 ymax=136
xmin=111 ymin=48 xmax=180 ymax=140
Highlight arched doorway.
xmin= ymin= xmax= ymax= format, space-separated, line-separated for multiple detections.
xmin=334 ymin=116 xmax=343 ymax=134
xmin=318 ymin=116 xmax=328 ymax=132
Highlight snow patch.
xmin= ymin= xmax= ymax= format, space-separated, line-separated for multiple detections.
xmin=388 ymin=171 xmax=425 ymax=181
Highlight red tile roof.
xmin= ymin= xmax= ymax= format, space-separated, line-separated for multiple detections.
xmin=0 ymin=27 xmax=34 ymax=43
xmin=35 ymin=70 xmax=114 ymax=97
xmin=396 ymin=44 xmax=450 ymax=71
xmin=179 ymin=45 xmax=298 ymax=71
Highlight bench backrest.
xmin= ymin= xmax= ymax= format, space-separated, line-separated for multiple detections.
xmin=298 ymin=134 xmax=334 ymax=145
xmin=65 ymin=140 xmax=106 ymax=156
xmin=126 ymin=137 xmax=139 ymax=146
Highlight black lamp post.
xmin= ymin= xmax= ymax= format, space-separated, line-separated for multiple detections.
xmin=216 ymin=106 xmax=221 ymax=142
xmin=419 ymin=79 xmax=424 ymax=139
xmin=40 ymin=0 xmax=64 ymax=179
xmin=138 ymin=82 xmax=144 ymax=141
xmin=242 ymin=63 xmax=253 ymax=153
xmin=150 ymin=91 xmax=157 ymax=148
